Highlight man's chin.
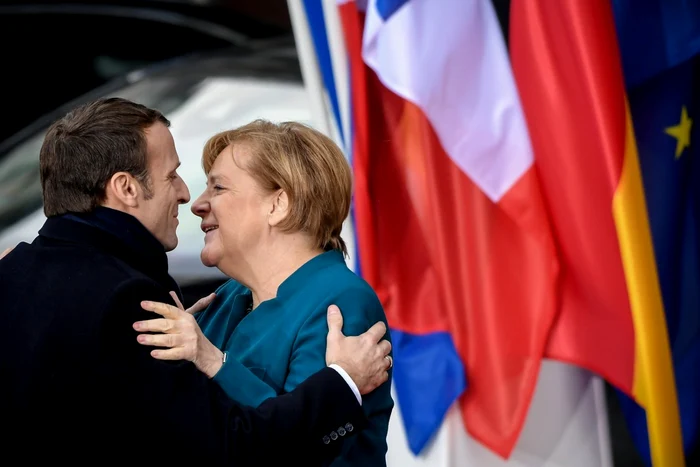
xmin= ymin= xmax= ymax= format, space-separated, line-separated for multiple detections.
xmin=163 ymin=238 xmax=178 ymax=252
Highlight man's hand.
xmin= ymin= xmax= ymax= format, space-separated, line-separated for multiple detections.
xmin=325 ymin=304 xmax=392 ymax=395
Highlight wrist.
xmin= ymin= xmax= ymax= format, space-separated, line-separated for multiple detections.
xmin=198 ymin=342 xmax=224 ymax=379
xmin=329 ymin=364 xmax=362 ymax=404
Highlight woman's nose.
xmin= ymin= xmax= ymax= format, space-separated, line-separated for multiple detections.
xmin=191 ymin=193 xmax=210 ymax=217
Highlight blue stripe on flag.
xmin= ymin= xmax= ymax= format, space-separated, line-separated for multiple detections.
xmin=391 ymin=329 xmax=466 ymax=454
xmin=376 ymin=0 xmax=411 ymax=20
xmin=302 ymin=0 xmax=345 ymax=144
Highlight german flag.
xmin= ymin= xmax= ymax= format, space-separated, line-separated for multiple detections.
xmin=509 ymin=0 xmax=698 ymax=465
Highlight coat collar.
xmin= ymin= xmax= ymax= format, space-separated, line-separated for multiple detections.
xmin=276 ymin=250 xmax=345 ymax=299
xmin=38 ymin=207 xmax=179 ymax=294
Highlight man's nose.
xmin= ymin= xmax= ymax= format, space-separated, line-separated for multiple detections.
xmin=178 ymin=179 xmax=191 ymax=204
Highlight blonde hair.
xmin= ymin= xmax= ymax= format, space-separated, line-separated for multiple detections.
xmin=202 ymin=120 xmax=352 ymax=255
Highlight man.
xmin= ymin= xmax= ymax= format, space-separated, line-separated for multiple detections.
xmin=0 ymin=98 xmax=392 ymax=465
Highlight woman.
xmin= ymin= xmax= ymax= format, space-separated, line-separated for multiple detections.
xmin=134 ymin=120 xmax=393 ymax=466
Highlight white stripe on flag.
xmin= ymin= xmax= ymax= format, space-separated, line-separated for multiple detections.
xmin=362 ymin=0 xmax=533 ymax=202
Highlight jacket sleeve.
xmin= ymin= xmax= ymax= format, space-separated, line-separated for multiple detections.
xmin=98 ymin=279 xmax=368 ymax=466
xmin=285 ymin=287 xmax=395 ymax=466
xmin=212 ymin=348 xmax=279 ymax=407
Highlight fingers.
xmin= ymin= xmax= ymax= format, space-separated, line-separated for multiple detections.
xmin=363 ymin=321 xmax=387 ymax=343
xmin=136 ymin=333 xmax=178 ymax=348
xmin=186 ymin=293 xmax=216 ymax=315
xmin=326 ymin=305 xmax=345 ymax=339
xmin=141 ymin=300 xmax=182 ymax=320
xmin=378 ymin=339 xmax=392 ymax=357
xmin=148 ymin=348 xmax=190 ymax=360
xmin=132 ymin=318 xmax=175 ymax=333
xmin=169 ymin=291 xmax=185 ymax=311
xmin=384 ymin=355 xmax=393 ymax=370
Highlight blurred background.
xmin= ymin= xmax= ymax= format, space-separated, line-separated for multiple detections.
xmin=0 ymin=1 xmax=697 ymax=466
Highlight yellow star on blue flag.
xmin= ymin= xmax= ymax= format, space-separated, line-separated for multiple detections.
xmin=665 ymin=106 xmax=693 ymax=159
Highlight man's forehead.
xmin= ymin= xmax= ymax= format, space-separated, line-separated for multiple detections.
xmin=144 ymin=123 xmax=178 ymax=163
xmin=146 ymin=150 xmax=178 ymax=169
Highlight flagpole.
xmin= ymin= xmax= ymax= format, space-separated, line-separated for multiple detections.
xmin=321 ymin=0 xmax=351 ymax=152
xmin=286 ymin=0 xmax=335 ymax=138
xmin=287 ymin=0 xmax=357 ymax=272
xmin=592 ymin=376 xmax=614 ymax=467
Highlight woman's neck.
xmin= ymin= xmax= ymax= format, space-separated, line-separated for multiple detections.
xmin=243 ymin=239 xmax=323 ymax=308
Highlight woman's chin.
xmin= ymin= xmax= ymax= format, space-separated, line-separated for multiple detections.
xmin=199 ymin=250 xmax=219 ymax=268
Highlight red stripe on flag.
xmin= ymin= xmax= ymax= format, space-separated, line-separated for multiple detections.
xmin=339 ymin=4 xmax=380 ymax=289
xmin=510 ymin=0 xmax=635 ymax=393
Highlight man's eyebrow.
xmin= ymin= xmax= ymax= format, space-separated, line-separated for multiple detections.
xmin=168 ymin=162 xmax=181 ymax=176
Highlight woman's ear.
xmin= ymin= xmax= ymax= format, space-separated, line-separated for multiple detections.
xmin=268 ymin=190 xmax=289 ymax=227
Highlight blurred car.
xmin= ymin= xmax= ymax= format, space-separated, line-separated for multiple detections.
xmin=0 ymin=46 xmax=351 ymax=305
xmin=0 ymin=0 xmax=293 ymax=143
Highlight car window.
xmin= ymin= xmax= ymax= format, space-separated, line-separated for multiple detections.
xmin=0 ymin=133 xmax=45 ymax=229
xmin=0 ymin=76 xmax=207 ymax=231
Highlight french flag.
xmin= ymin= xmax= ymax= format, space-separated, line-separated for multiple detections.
xmin=336 ymin=0 xmax=559 ymax=458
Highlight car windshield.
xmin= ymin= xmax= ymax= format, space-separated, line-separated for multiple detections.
xmin=0 ymin=75 xmax=203 ymax=231
xmin=0 ymin=72 xmax=313 ymax=233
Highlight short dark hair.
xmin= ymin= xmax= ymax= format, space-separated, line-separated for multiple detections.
xmin=39 ymin=97 xmax=170 ymax=217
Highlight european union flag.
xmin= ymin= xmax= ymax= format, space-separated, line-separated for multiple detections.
xmin=614 ymin=0 xmax=700 ymax=87
xmin=613 ymin=0 xmax=700 ymax=463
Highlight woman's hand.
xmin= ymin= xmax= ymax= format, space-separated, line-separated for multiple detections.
xmin=133 ymin=292 xmax=224 ymax=378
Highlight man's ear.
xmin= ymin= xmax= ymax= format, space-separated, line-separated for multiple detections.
xmin=268 ymin=190 xmax=289 ymax=227
xmin=105 ymin=172 xmax=141 ymax=208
